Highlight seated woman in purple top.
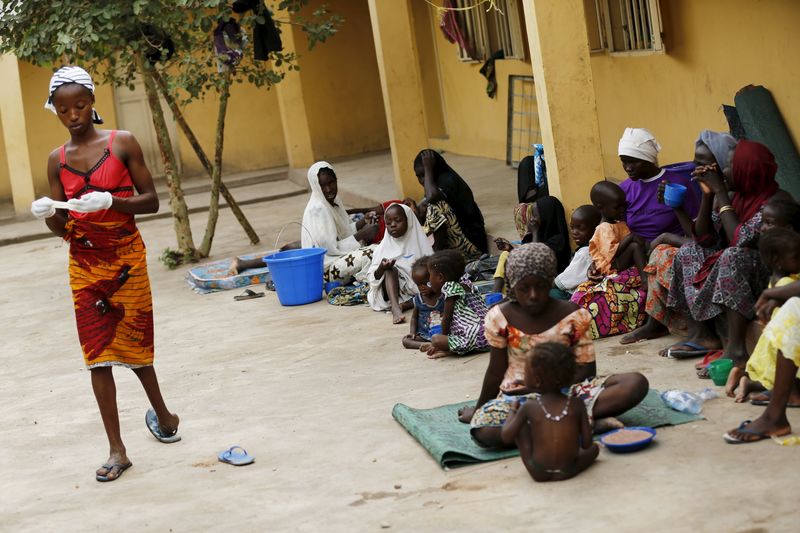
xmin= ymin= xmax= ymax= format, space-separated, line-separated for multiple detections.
xmin=618 ymin=127 xmax=702 ymax=241
xmin=621 ymin=130 xmax=739 ymax=348
xmin=570 ymin=128 xmax=701 ymax=339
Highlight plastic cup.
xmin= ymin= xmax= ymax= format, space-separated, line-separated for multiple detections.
xmin=663 ymin=183 xmax=688 ymax=208
xmin=485 ymin=292 xmax=503 ymax=306
xmin=708 ymin=358 xmax=734 ymax=386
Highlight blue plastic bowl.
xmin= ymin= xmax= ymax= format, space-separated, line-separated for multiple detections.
xmin=485 ymin=292 xmax=503 ymax=306
xmin=599 ymin=426 xmax=656 ymax=453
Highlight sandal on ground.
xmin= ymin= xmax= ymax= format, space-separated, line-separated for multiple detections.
xmin=667 ymin=341 xmax=715 ymax=359
xmin=234 ymin=288 xmax=264 ymax=301
xmin=695 ymin=350 xmax=723 ymax=378
xmin=722 ymin=420 xmax=789 ymax=444
xmin=145 ymin=408 xmax=181 ymax=443
xmin=96 ymin=461 xmax=132 ymax=482
xmin=218 ymin=445 xmax=255 ymax=466
xmin=749 ymin=390 xmax=800 ymax=408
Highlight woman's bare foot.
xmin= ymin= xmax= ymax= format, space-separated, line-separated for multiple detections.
xmin=726 ymin=366 xmax=745 ymax=398
xmin=620 ymin=318 xmax=668 ymax=345
xmin=734 ymin=375 xmax=762 ymax=403
xmin=594 ymin=417 xmax=624 ymax=434
xmin=419 ymin=342 xmax=432 ymax=352
xmin=391 ymin=305 xmax=406 ymax=324
xmin=227 ymin=258 xmax=240 ymax=276
xmin=427 ymin=350 xmax=454 ymax=359
xmin=96 ymin=450 xmax=132 ymax=482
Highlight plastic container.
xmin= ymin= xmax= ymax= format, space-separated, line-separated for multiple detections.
xmin=429 ymin=324 xmax=442 ymax=336
xmin=599 ymin=426 xmax=656 ymax=453
xmin=664 ymin=183 xmax=688 ymax=208
xmin=263 ymin=248 xmax=326 ymax=306
xmin=485 ymin=292 xmax=503 ymax=306
xmin=661 ymin=388 xmax=718 ymax=414
xmin=324 ymin=280 xmax=342 ymax=295
xmin=708 ymin=358 xmax=734 ymax=386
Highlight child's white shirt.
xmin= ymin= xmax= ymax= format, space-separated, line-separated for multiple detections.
xmin=554 ymin=246 xmax=592 ymax=292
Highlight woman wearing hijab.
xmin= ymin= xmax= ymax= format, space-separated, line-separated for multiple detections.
xmin=414 ymin=149 xmax=488 ymax=256
xmin=492 ymin=194 xmax=572 ymax=295
xmin=622 ymin=131 xmax=738 ymax=349
xmin=668 ymin=141 xmax=791 ymax=393
xmin=618 ymin=127 xmax=702 ymax=241
xmin=29 ymin=66 xmax=179 ymax=482
xmin=301 ymin=161 xmax=381 ymax=284
xmin=514 ymin=153 xmax=550 ymax=239
xmin=366 ymin=203 xmax=434 ymax=323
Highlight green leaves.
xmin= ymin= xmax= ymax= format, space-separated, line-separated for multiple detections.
xmin=0 ymin=0 xmax=341 ymax=103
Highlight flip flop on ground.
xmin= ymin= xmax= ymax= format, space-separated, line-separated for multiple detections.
xmin=145 ymin=408 xmax=181 ymax=443
xmin=723 ymin=419 xmax=790 ymax=444
xmin=749 ymin=391 xmax=800 ymax=408
xmin=666 ymin=341 xmax=714 ymax=359
xmin=234 ymin=289 xmax=264 ymax=301
xmin=96 ymin=461 xmax=132 ymax=482
xmin=218 ymin=446 xmax=255 ymax=466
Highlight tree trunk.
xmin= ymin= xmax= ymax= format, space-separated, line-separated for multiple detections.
xmin=151 ymin=70 xmax=260 ymax=246
xmin=136 ymin=56 xmax=197 ymax=261
xmin=198 ymin=69 xmax=233 ymax=257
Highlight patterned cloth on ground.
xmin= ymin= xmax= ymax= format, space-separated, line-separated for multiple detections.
xmin=571 ymin=267 xmax=646 ymax=339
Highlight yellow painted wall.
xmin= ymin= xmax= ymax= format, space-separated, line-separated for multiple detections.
xmin=177 ymin=82 xmax=288 ymax=178
xmin=17 ymin=62 xmax=118 ymax=196
xmin=0 ymin=118 xmax=9 ymax=199
xmin=591 ymin=0 xmax=800 ymax=180
xmin=427 ymin=3 xmax=533 ymax=160
xmin=290 ymin=0 xmax=389 ymax=160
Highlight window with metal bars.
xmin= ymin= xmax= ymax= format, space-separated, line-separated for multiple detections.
xmin=452 ymin=0 xmax=525 ymax=61
xmin=585 ymin=0 xmax=664 ymax=53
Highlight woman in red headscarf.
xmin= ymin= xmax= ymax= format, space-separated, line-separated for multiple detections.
xmin=668 ymin=141 xmax=791 ymax=393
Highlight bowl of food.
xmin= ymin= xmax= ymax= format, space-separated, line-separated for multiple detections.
xmin=599 ymin=426 xmax=656 ymax=453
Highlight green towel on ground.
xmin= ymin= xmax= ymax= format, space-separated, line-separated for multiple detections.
xmin=392 ymin=389 xmax=702 ymax=469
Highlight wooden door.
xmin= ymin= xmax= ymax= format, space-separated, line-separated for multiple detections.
xmin=113 ymin=78 xmax=180 ymax=178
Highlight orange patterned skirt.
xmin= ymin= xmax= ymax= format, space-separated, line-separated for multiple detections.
xmin=65 ymin=219 xmax=154 ymax=369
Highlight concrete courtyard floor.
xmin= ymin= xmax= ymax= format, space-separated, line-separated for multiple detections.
xmin=2 ymin=182 xmax=799 ymax=532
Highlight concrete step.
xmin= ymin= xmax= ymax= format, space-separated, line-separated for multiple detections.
xmin=0 ymin=177 xmax=305 ymax=247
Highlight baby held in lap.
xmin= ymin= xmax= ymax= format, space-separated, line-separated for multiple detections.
xmin=501 ymin=342 xmax=599 ymax=482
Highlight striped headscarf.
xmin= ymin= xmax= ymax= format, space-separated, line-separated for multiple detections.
xmin=505 ymin=243 xmax=557 ymax=293
xmin=44 ymin=66 xmax=104 ymax=124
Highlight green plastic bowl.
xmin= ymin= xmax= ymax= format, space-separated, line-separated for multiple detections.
xmin=709 ymin=358 xmax=734 ymax=386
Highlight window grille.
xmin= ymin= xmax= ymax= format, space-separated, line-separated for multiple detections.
xmin=587 ymin=0 xmax=663 ymax=53
xmin=452 ymin=0 xmax=525 ymax=61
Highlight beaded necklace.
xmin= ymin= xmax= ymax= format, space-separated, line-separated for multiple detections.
xmin=535 ymin=395 xmax=570 ymax=422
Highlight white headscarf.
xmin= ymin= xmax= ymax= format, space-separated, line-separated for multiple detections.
xmin=366 ymin=203 xmax=434 ymax=310
xmin=44 ymin=66 xmax=104 ymax=124
xmin=367 ymin=203 xmax=433 ymax=281
xmin=618 ymin=127 xmax=660 ymax=164
xmin=301 ymin=161 xmax=359 ymax=262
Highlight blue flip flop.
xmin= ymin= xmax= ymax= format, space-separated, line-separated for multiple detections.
xmin=667 ymin=341 xmax=714 ymax=359
xmin=218 ymin=446 xmax=255 ymax=466
xmin=145 ymin=408 xmax=181 ymax=443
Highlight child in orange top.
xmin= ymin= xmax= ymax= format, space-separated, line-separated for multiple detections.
xmin=588 ymin=181 xmax=648 ymax=290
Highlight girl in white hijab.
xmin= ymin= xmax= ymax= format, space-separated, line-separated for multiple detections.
xmin=302 ymin=161 xmax=378 ymax=284
xmin=367 ymin=203 xmax=434 ymax=323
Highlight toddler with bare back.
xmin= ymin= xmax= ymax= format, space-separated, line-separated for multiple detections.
xmin=501 ymin=342 xmax=599 ymax=482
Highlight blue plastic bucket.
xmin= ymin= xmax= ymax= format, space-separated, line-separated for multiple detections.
xmin=263 ymin=248 xmax=327 ymax=306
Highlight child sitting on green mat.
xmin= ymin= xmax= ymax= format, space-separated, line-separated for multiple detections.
xmin=501 ymin=342 xmax=599 ymax=482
